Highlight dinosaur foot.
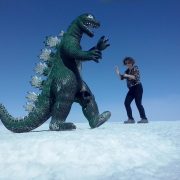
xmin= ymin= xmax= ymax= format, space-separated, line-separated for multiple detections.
xmin=94 ymin=111 xmax=111 ymax=128
xmin=49 ymin=122 xmax=76 ymax=131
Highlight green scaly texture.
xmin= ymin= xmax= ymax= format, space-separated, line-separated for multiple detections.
xmin=0 ymin=13 xmax=111 ymax=133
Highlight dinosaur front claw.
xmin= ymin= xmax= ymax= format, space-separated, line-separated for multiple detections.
xmin=96 ymin=36 xmax=110 ymax=51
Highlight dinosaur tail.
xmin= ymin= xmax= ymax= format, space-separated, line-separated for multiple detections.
xmin=0 ymin=92 xmax=52 ymax=133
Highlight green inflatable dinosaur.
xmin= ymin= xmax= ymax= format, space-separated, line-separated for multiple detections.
xmin=0 ymin=13 xmax=111 ymax=133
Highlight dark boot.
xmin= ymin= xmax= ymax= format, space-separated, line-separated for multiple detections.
xmin=137 ymin=119 xmax=148 ymax=123
xmin=124 ymin=119 xmax=135 ymax=124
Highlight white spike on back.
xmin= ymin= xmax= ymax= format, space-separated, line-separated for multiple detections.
xmin=45 ymin=36 xmax=61 ymax=47
xmin=59 ymin=30 xmax=64 ymax=37
xmin=30 ymin=76 xmax=42 ymax=88
xmin=15 ymin=116 xmax=25 ymax=121
xmin=39 ymin=48 xmax=51 ymax=61
xmin=34 ymin=62 xmax=47 ymax=75
xmin=23 ymin=102 xmax=34 ymax=112
xmin=26 ymin=92 xmax=38 ymax=102
xmin=25 ymin=30 xmax=64 ymax=110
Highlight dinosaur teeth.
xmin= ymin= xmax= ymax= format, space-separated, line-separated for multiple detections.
xmin=84 ymin=22 xmax=98 ymax=29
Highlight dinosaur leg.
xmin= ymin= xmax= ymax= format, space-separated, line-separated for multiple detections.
xmin=75 ymin=82 xmax=111 ymax=128
xmin=49 ymin=80 xmax=77 ymax=131
xmin=50 ymin=101 xmax=76 ymax=131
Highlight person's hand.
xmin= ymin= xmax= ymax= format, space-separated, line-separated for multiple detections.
xmin=115 ymin=66 xmax=121 ymax=76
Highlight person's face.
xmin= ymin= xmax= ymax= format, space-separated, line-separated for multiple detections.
xmin=125 ymin=61 xmax=133 ymax=69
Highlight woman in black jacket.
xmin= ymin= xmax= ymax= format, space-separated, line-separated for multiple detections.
xmin=115 ymin=57 xmax=148 ymax=123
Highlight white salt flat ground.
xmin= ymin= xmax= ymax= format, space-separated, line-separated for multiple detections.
xmin=0 ymin=121 xmax=180 ymax=180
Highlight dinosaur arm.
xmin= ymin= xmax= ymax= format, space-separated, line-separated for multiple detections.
xmin=88 ymin=36 xmax=110 ymax=62
xmin=63 ymin=43 xmax=102 ymax=62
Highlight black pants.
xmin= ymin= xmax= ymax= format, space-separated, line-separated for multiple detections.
xmin=124 ymin=83 xmax=147 ymax=119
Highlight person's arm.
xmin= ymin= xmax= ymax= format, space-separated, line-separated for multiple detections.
xmin=133 ymin=66 xmax=140 ymax=81
xmin=115 ymin=66 xmax=125 ymax=80
xmin=124 ymin=66 xmax=140 ymax=80
xmin=123 ymin=74 xmax=135 ymax=80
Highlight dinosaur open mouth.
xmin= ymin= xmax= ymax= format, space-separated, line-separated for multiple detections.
xmin=83 ymin=21 xmax=100 ymax=36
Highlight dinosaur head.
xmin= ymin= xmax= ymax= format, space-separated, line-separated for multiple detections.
xmin=76 ymin=13 xmax=100 ymax=37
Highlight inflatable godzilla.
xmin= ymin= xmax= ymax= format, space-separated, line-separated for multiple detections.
xmin=0 ymin=13 xmax=111 ymax=133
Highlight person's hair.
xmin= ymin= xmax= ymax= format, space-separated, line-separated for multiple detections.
xmin=123 ymin=57 xmax=135 ymax=65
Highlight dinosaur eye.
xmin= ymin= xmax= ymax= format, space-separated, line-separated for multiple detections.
xmin=87 ymin=15 xmax=93 ymax=19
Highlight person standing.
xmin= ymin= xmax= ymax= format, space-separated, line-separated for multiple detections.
xmin=115 ymin=57 xmax=148 ymax=123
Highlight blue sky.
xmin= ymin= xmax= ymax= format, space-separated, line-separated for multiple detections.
xmin=0 ymin=0 xmax=180 ymax=122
